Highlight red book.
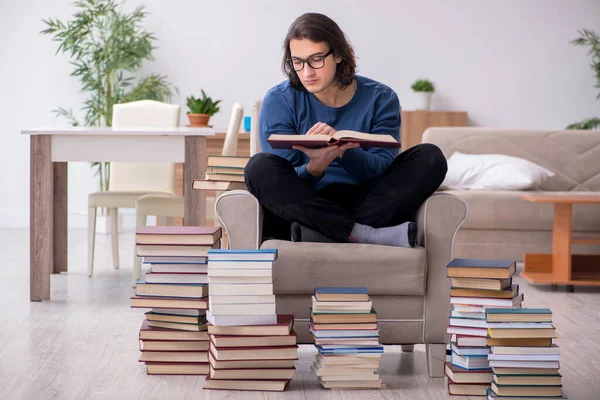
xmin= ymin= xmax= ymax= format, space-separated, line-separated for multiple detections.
xmin=207 ymin=314 xmax=294 ymax=336
xmin=444 ymin=362 xmax=493 ymax=384
xmin=203 ymin=373 xmax=290 ymax=391
xmin=447 ymin=376 xmax=490 ymax=396
xmin=136 ymin=226 xmax=222 ymax=245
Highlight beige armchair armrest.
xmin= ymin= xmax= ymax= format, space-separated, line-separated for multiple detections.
xmin=215 ymin=190 xmax=263 ymax=249
xmin=415 ymin=193 xmax=467 ymax=344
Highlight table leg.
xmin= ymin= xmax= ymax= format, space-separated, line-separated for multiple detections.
xmin=184 ymin=136 xmax=206 ymax=226
xmin=30 ymin=135 xmax=53 ymax=301
xmin=552 ymin=203 xmax=572 ymax=282
xmin=53 ymin=162 xmax=68 ymax=273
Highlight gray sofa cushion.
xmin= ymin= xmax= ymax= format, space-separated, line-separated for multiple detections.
xmin=261 ymin=240 xmax=427 ymax=296
xmin=443 ymin=190 xmax=600 ymax=232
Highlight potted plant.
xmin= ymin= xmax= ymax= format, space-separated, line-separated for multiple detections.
xmin=187 ymin=90 xmax=222 ymax=127
xmin=41 ymin=0 xmax=176 ymax=234
xmin=566 ymin=29 xmax=600 ymax=130
xmin=411 ymin=79 xmax=435 ymax=111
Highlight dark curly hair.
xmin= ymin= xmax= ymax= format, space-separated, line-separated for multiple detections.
xmin=282 ymin=13 xmax=356 ymax=91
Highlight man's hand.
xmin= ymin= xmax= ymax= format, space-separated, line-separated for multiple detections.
xmin=306 ymin=122 xmax=337 ymax=137
xmin=293 ymin=142 xmax=360 ymax=177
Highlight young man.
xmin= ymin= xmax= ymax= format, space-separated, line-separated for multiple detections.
xmin=244 ymin=13 xmax=447 ymax=248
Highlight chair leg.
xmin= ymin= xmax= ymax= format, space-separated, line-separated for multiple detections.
xmin=401 ymin=344 xmax=414 ymax=352
xmin=87 ymin=206 xmax=97 ymax=277
xmin=109 ymin=208 xmax=120 ymax=269
xmin=133 ymin=213 xmax=146 ymax=287
xmin=426 ymin=343 xmax=446 ymax=378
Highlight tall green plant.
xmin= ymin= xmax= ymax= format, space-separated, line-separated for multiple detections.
xmin=567 ymin=29 xmax=600 ymax=130
xmin=41 ymin=0 xmax=176 ymax=190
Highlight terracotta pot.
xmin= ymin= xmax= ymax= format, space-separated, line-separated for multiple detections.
xmin=188 ymin=113 xmax=211 ymax=127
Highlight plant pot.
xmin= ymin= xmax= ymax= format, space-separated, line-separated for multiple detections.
xmin=414 ymin=92 xmax=433 ymax=111
xmin=188 ymin=113 xmax=211 ymax=127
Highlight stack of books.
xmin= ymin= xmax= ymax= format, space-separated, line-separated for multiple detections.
xmin=445 ymin=258 xmax=522 ymax=397
xmin=203 ymin=249 xmax=298 ymax=392
xmin=310 ymin=287 xmax=384 ymax=390
xmin=485 ymin=308 xmax=567 ymax=399
xmin=130 ymin=226 xmax=222 ymax=375
xmin=192 ymin=155 xmax=249 ymax=191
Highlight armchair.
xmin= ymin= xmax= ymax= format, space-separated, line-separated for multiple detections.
xmin=214 ymin=189 xmax=467 ymax=377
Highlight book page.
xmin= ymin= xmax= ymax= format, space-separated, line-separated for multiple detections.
xmin=333 ymin=130 xmax=397 ymax=143
xmin=270 ymin=134 xmax=331 ymax=142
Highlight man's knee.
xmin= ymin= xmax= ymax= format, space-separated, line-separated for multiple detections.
xmin=244 ymin=152 xmax=285 ymax=185
xmin=419 ymin=143 xmax=447 ymax=174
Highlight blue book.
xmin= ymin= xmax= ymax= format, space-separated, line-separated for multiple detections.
xmin=316 ymin=345 xmax=384 ymax=354
xmin=486 ymin=308 xmax=552 ymax=315
xmin=314 ymin=287 xmax=369 ymax=301
xmin=451 ymin=352 xmax=492 ymax=371
xmin=447 ymin=258 xmax=516 ymax=279
xmin=486 ymin=388 xmax=568 ymax=399
xmin=485 ymin=308 xmax=553 ymax=323
xmin=207 ymin=248 xmax=278 ymax=261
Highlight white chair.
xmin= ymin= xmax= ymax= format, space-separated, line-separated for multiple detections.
xmin=87 ymin=100 xmax=180 ymax=278
xmin=131 ymin=102 xmax=244 ymax=286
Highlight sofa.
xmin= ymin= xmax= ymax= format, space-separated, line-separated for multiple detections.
xmin=422 ymin=127 xmax=600 ymax=261
xmin=215 ymin=185 xmax=467 ymax=377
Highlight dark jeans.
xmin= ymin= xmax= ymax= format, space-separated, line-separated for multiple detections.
xmin=244 ymin=143 xmax=448 ymax=242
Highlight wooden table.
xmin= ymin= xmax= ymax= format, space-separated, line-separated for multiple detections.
xmin=22 ymin=127 xmax=215 ymax=301
xmin=520 ymin=193 xmax=600 ymax=291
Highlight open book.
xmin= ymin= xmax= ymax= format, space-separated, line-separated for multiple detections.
xmin=267 ymin=130 xmax=401 ymax=149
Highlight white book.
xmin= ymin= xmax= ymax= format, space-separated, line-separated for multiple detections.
xmin=207 ymin=268 xmax=272 ymax=277
xmin=456 ymin=336 xmax=488 ymax=347
xmin=446 ymin=326 xmax=488 ymax=337
xmin=451 ymin=293 xmax=523 ymax=307
xmin=310 ymin=329 xmax=380 ymax=338
xmin=449 ymin=318 xmax=487 ymax=328
xmin=209 ymin=283 xmax=273 ymax=296
xmin=145 ymin=271 xmax=208 ymax=284
xmin=488 ymin=353 xmax=560 ymax=362
xmin=452 ymin=306 xmax=486 ymax=313
xmin=207 ymin=261 xmax=273 ymax=269
xmin=208 ymin=276 xmax=272 ymax=284
xmin=208 ymin=302 xmax=276 ymax=316
xmin=488 ymin=360 xmax=559 ymax=369
xmin=144 ymin=256 xmax=207 ymax=264
xmin=151 ymin=264 xmax=208 ymax=273
xmin=451 ymin=311 xmax=486 ymax=319
xmin=491 ymin=345 xmax=560 ymax=355
xmin=205 ymin=309 xmax=277 ymax=326
xmin=451 ymin=352 xmax=490 ymax=369
xmin=208 ymin=295 xmax=276 ymax=304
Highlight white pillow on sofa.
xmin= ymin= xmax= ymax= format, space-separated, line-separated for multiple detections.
xmin=440 ymin=152 xmax=555 ymax=190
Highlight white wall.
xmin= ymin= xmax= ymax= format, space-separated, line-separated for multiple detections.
xmin=1 ymin=0 xmax=599 ymax=228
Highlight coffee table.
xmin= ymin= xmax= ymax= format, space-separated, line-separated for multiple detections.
xmin=520 ymin=193 xmax=600 ymax=292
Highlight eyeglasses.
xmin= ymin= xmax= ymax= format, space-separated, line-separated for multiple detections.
xmin=287 ymin=49 xmax=334 ymax=72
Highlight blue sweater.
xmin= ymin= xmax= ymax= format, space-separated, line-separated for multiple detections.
xmin=259 ymin=75 xmax=401 ymax=189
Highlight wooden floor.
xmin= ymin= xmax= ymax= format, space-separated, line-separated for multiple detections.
xmin=1 ymin=228 xmax=600 ymax=400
